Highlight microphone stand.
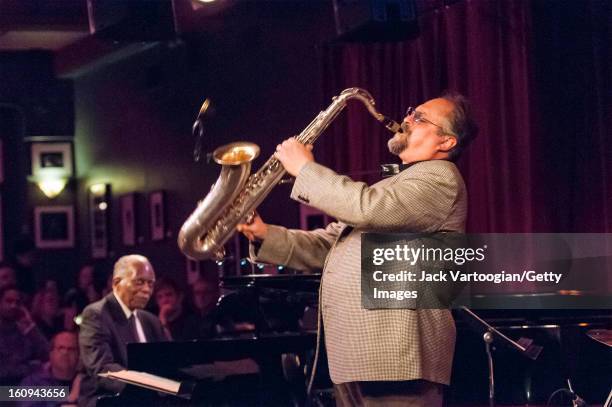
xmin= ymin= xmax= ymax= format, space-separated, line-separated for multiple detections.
xmin=460 ymin=307 xmax=543 ymax=407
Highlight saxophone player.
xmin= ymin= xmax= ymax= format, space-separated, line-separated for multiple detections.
xmin=238 ymin=93 xmax=477 ymax=406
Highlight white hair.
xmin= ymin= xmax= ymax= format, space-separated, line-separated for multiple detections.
xmin=113 ymin=254 xmax=150 ymax=281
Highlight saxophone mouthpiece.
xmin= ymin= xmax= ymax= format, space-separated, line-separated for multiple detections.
xmin=381 ymin=116 xmax=402 ymax=133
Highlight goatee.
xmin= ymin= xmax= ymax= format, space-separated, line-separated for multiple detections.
xmin=387 ymin=131 xmax=409 ymax=156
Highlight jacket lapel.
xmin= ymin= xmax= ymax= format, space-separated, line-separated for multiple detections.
xmin=105 ymin=294 xmax=137 ymax=359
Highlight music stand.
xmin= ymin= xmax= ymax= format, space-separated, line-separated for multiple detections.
xmin=459 ymin=307 xmax=543 ymax=407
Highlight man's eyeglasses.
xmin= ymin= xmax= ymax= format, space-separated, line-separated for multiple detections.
xmin=404 ymin=106 xmax=454 ymax=136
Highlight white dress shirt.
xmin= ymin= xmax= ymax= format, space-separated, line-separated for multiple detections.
xmin=113 ymin=292 xmax=147 ymax=343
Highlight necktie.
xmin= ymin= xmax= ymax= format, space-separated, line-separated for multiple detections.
xmin=128 ymin=313 xmax=147 ymax=343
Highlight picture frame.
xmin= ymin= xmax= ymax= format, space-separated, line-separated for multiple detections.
xmin=121 ymin=193 xmax=137 ymax=246
xmin=149 ymin=190 xmax=166 ymax=241
xmin=34 ymin=205 xmax=75 ymax=249
xmin=89 ymin=184 xmax=110 ymax=259
xmin=31 ymin=142 xmax=73 ymax=178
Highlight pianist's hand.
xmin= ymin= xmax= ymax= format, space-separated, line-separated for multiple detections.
xmin=237 ymin=213 xmax=268 ymax=242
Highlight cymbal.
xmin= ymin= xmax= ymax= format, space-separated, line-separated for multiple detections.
xmin=586 ymin=329 xmax=612 ymax=347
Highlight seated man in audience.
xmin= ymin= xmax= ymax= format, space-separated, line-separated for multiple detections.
xmin=0 ymin=285 xmax=49 ymax=385
xmin=78 ymin=255 xmax=167 ymax=407
xmin=155 ymin=277 xmax=202 ymax=340
xmin=20 ymin=331 xmax=82 ymax=407
xmin=189 ymin=277 xmax=221 ymax=338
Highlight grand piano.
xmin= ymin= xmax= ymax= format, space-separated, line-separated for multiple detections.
xmin=99 ymin=274 xmax=322 ymax=406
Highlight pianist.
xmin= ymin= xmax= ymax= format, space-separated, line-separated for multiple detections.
xmin=78 ymin=255 xmax=167 ymax=407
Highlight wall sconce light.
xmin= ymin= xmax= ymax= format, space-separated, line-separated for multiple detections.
xmin=37 ymin=175 xmax=69 ymax=199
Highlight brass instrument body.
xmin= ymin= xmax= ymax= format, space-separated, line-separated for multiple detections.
xmin=178 ymin=88 xmax=401 ymax=260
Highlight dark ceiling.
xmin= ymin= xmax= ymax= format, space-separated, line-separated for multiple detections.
xmin=0 ymin=0 xmax=453 ymax=77
xmin=0 ymin=0 xmax=257 ymax=76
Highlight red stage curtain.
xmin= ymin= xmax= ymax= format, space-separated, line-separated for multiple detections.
xmin=317 ymin=0 xmax=611 ymax=233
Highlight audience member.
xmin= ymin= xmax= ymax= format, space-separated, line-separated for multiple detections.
xmin=12 ymin=236 xmax=38 ymax=296
xmin=78 ymin=254 xmax=167 ymax=407
xmin=20 ymin=331 xmax=82 ymax=406
xmin=191 ymin=277 xmax=220 ymax=316
xmin=189 ymin=277 xmax=220 ymax=337
xmin=155 ymin=277 xmax=208 ymax=340
xmin=64 ymin=264 xmax=100 ymax=313
xmin=0 ymin=285 xmax=49 ymax=385
xmin=32 ymin=287 xmax=66 ymax=340
xmin=0 ymin=263 xmax=17 ymax=290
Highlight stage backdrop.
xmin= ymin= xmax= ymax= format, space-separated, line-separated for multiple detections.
xmin=317 ymin=0 xmax=611 ymax=233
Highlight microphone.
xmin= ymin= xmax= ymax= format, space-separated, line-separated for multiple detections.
xmin=192 ymin=98 xmax=216 ymax=163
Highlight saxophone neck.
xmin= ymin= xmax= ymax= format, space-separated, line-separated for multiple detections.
xmin=338 ymin=87 xmax=402 ymax=134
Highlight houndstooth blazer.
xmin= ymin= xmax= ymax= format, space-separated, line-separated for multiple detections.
xmin=251 ymin=159 xmax=467 ymax=385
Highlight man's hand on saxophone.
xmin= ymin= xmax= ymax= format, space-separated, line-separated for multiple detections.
xmin=274 ymin=138 xmax=314 ymax=177
xmin=236 ymin=213 xmax=269 ymax=242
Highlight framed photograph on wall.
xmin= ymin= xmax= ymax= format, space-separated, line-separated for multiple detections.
xmin=89 ymin=184 xmax=110 ymax=259
xmin=31 ymin=142 xmax=73 ymax=178
xmin=149 ymin=190 xmax=166 ymax=241
xmin=121 ymin=193 xmax=137 ymax=246
xmin=34 ymin=206 xmax=75 ymax=249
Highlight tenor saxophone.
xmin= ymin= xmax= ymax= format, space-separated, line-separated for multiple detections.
xmin=178 ymin=87 xmax=402 ymax=260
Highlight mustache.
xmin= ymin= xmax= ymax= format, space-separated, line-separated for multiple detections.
xmin=399 ymin=123 xmax=412 ymax=135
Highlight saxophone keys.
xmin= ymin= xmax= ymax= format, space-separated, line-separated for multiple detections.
xmin=214 ymin=248 xmax=226 ymax=261
xmin=245 ymin=211 xmax=256 ymax=224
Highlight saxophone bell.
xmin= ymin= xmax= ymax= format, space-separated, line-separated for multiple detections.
xmin=178 ymin=141 xmax=260 ymax=261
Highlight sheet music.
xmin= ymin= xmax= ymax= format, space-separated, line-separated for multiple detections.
xmin=99 ymin=370 xmax=181 ymax=395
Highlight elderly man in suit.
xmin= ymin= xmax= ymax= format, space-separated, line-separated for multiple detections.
xmin=238 ymin=93 xmax=477 ymax=406
xmin=78 ymin=255 xmax=167 ymax=407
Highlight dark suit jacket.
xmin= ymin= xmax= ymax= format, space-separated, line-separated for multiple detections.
xmin=78 ymin=293 xmax=167 ymax=407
